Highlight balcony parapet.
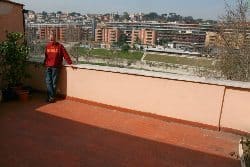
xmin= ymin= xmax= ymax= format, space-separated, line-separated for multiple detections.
xmin=27 ymin=60 xmax=250 ymax=135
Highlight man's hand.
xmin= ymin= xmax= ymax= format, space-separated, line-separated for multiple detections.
xmin=70 ymin=65 xmax=77 ymax=70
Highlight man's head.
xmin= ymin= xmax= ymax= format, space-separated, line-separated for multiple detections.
xmin=49 ymin=30 xmax=56 ymax=42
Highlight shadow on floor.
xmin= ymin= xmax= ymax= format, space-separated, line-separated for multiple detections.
xmin=0 ymin=94 xmax=241 ymax=167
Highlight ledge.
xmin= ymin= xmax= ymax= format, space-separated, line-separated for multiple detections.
xmin=28 ymin=59 xmax=250 ymax=135
xmin=66 ymin=64 xmax=250 ymax=89
xmin=29 ymin=58 xmax=250 ymax=89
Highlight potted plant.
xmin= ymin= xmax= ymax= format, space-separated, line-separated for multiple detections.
xmin=0 ymin=32 xmax=30 ymax=101
xmin=240 ymin=137 xmax=250 ymax=167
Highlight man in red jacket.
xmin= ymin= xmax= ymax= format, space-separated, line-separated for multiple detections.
xmin=44 ymin=31 xmax=73 ymax=103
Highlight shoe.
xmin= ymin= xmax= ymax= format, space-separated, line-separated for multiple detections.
xmin=46 ymin=98 xmax=55 ymax=103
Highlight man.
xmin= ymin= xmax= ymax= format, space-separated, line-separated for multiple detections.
xmin=44 ymin=31 xmax=73 ymax=103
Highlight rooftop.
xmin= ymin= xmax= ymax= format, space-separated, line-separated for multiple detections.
xmin=0 ymin=93 xmax=241 ymax=167
xmin=0 ymin=0 xmax=24 ymax=6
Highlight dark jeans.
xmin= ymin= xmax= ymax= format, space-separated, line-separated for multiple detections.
xmin=45 ymin=67 xmax=59 ymax=100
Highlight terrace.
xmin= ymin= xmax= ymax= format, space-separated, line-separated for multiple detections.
xmin=1 ymin=62 xmax=250 ymax=166
xmin=1 ymin=0 xmax=250 ymax=165
xmin=0 ymin=89 xmax=242 ymax=167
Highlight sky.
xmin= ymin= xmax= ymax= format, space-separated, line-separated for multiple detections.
xmin=13 ymin=0 xmax=237 ymax=20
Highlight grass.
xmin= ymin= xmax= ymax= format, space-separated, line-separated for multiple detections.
xmin=76 ymin=48 xmax=143 ymax=60
xmin=144 ymin=54 xmax=215 ymax=68
xmin=79 ymin=61 xmax=127 ymax=68
xmin=76 ymin=47 xmax=90 ymax=56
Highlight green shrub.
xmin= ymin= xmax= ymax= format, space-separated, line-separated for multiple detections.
xmin=0 ymin=32 xmax=29 ymax=86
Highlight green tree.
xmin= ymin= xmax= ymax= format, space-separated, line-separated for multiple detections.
xmin=113 ymin=14 xmax=120 ymax=21
xmin=183 ymin=16 xmax=195 ymax=23
xmin=42 ymin=11 xmax=47 ymax=16
xmin=215 ymin=0 xmax=250 ymax=81
xmin=121 ymin=12 xmax=130 ymax=21
xmin=69 ymin=44 xmax=81 ymax=64
xmin=116 ymin=34 xmax=128 ymax=47
xmin=143 ymin=12 xmax=160 ymax=21
xmin=135 ymin=36 xmax=141 ymax=45
xmin=0 ymin=32 xmax=29 ymax=86
xmin=121 ymin=44 xmax=130 ymax=52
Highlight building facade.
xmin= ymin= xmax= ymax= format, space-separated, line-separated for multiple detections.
xmin=104 ymin=22 xmax=210 ymax=49
xmin=0 ymin=0 xmax=24 ymax=42
xmin=26 ymin=23 xmax=93 ymax=42
xmin=95 ymin=27 xmax=156 ymax=47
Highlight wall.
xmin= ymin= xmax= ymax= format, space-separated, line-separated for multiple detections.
xmin=0 ymin=1 xmax=24 ymax=42
xmin=26 ymin=63 xmax=250 ymax=135
xmin=220 ymin=88 xmax=250 ymax=134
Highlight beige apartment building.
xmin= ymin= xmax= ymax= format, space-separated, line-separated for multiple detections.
xmin=131 ymin=29 xmax=156 ymax=46
xmin=131 ymin=29 xmax=140 ymax=45
xmin=95 ymin=27 xmax=120 ymax=47
xmin=95 ymin=27 xmax=156 ymax=47
xmin=205 ymin=23 xmax=250 ymax=48
xmin=0 ymin=0 xmax=24 ymax=42
xmin=104 ymin=28 xmax=120 ymax=44
xmin=38 ymin=25 xmax=66 ymax=41
xmin=27 ymin=23 xmax=93 ymax=42
xmin=140 ymin=29 xmax=157 ymax=46
xmin=95 ymin=28 xmax=103 ymax=42
xmin=205 ymin=32 xmax=218 ymax=47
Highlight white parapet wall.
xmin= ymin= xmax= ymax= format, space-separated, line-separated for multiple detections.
xmin=26 ymin=62 xmax=250 ymax=135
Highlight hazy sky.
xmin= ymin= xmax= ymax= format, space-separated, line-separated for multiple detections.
xmin=14 ymin=0 xmax=236 ymax=20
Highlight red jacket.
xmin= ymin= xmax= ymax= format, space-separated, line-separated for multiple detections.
xmin=44 ymin=42 xmax=72 ymax=67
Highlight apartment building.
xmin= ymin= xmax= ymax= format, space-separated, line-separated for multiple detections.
xmin=124 ymin=29 xmax=132 ymax=44
xmin=205 ymin=32 xmax=218 ymax=47
xmin=140 ymin=29 xmax=156 ymax=46
xmin=27 ymin=23 xmax=93 ymax=42
xmin=131 ymin=29 xmax=141 ymax=45
xmin=95 ymin=28 xmax=103 ymax=42
xmin=205 ymin=23 xmax=250 ymax=49
xmin=0 ymin=0 xmax=24 ymax=42
xmin=26 ymin=10 xmax=36 ymax=22
xmin=105 ymin=22 xmax=209 ymax=49
xmin=95 ymin=27 xmax=156 ymax=47
xmin=105 ymin=28 xmax=120 ymax=44
xmin=35 ymin=24 xmax=66 ymax=41
xmin=95 ymin=27 xmax=120 ymax=47
xmin=131 ymin=28 xmax=156 ymax=46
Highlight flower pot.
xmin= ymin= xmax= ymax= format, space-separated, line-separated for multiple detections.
xmin=16 ymin=90 xmax=29 ymax=101
xmin=11 ymin=85 xmax=22 ymax=91
xmin=2 ymin=87 xmax=17 ymax=101
xmin=239 ymin=138 xmax=250 ymax=167
xmin=239 ymin=140 xmax=246 ymax=167
xmin=0 ymin=91 xmax=2 ymax=102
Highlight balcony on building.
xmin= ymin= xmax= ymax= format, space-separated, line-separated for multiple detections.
xmin=1 ymin=60 xmax=250 ymax=166
xmin=1 ymin=1 xmax=250 ymax=166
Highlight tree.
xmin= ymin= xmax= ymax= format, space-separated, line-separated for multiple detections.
xmin=116 ymin=34 xmax=128 ymax=47
xmin=121 ymin=12 xmax=130 ymax=21
xmin=183 ymin=16 xmax=195 ymax=24
xmin=215 ymin=0 xmax=250 ymax=81
xmin=0 ymin=32 xmax=29 ymax=86
xmin=121 ymin=44 xmax=130 ymax=52
xmin=42 ymin=11 xmax=47 ymax=16
xmin=113 ymin=14 xmax=120 ymax=21
xmin=69 ymin=43 xmax=81 ymax=64
xmin=135 ymin=36 xmax=141 ymax=45
xmin=143 ymin=12 xmax=159 ymax=21
xmin=41 ymin=11 xmax=48 ymax=19
xmin=167 ymin=13 xmax=183 ymax=22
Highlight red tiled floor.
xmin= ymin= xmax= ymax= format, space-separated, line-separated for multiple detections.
xmin=0 ymin=93 xmax=241 ymax=167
